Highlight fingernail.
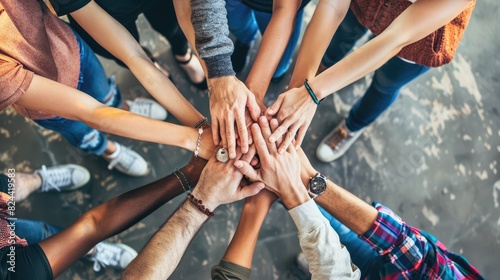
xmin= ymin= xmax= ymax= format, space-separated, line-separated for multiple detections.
xmin=269 ymin=137 xmax=275 ymax=142
xmin=235 ymin=161 xmax=242 ymax=168
xmin=279 ymin=149 xmax=284 ymax=154
xmin=230 ymin=152 xmax=236 ymax=158
xmin=267 ymin=110 xmax=273 ymax=114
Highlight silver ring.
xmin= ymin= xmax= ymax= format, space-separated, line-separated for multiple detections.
xmin=216 ymin=148 xmax=229 ymax=163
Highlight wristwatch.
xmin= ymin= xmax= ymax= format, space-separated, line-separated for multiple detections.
xmin=308 ymin=173 xmax=327 ymax=199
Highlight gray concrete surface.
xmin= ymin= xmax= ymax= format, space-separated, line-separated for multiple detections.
xmin=0 ymin=0 xmax=499 ymax=279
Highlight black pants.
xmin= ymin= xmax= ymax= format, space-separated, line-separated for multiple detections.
xmin=69 ymin=0 xmax=189 ymax=67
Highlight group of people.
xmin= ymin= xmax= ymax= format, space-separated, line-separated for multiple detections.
xmin=0 ymin=0 xmax=484 ymax=279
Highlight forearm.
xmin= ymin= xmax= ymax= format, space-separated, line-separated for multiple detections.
xmin=39 ymin=160 xmax=204 ymax=278
xmin=288 ymin=0 xmax=350 ymax=89
xmin=246 ymin=7 xmax=300 ymax=99
xmin=304 ymin=0 xmax=473 ymax=99
xmin=189 ymin=0 xmax=234 ymax=78
xmin=222 ymin=197 xmax=272 ymax=268
xmin=289 ymin=200 xmax=360 ymax=279
xmin=123 ymin=200 xmax=208 ymax=279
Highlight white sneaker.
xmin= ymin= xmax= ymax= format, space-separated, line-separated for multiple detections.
xmin=126 ymin=98 xmax=168 ymax=120
xmin=316 ymin=119 xmax=365 ymax=162
xmin=87 ymin=242 xmax=138 ymax=272
xmin=35 ymin=164 xmax=90 ymax=192
xmin=104 ymin=142 xmax=149 ymax=176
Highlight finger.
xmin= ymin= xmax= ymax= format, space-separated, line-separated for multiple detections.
xmin=235 ymin=110 xmax=249 ymax=154
xmin=268 ymin=118 xmax=293 ymax=143
xmin=251 ymin=123 xmax=272 ymax=164
xmin=266 ymin=94 xmax=284 ymax=116
xmin=247 ymin=93 xmax=261 ymax=122
xmin=211 ymin=118 xmax=220 ymax=146
xmin=238 ymin=182 xmax=265 ymax=200
xmin=234 ymin=160 xmax=259 ymax=182
xmin=258 ymin=116 xmax=277 ymax=153
xmin=269 ymin=118 xmax=283 ymax=147
xmin=278 ymin=128 xmax=297 ymax=154
xmin=225 ymin=115 xmax=237 ymax=159
xmin=219 ymin=119 xmax=227 ymax=150
xmin=295 ymin=126 xmax=307 ymax=148
xmin=240 ymin=144 xmax=256 ymax=163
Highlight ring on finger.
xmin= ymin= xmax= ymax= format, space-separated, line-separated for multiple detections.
xmin=216 ymin=148 xmax=229 ymax=163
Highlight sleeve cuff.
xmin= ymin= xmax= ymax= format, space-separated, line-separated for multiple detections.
xmin=48 ymin=0 xmax=92 ymax=16
xmin=288 ymin=199 xmax=325 ymax=232
xmin=204 ymin=54 xmax=236 ymax=79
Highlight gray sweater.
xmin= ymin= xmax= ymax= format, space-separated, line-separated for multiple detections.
xmin=191 ymin=0 xmax=236 ymax=78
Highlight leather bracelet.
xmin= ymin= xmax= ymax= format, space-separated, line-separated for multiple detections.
xmin=187 ymin=194 xmax=214 ymax=217
xmin=194 ymin=117 xmax=208 ymax=129
xmin=304 ymin=79 xmax=322 ymax=105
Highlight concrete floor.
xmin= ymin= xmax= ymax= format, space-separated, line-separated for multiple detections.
xmin=1 ymin=1 xmax=499 ymax=279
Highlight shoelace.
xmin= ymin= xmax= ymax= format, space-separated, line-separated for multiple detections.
xmin=39 ymin=165 xmax=72 ymax=192
xmin=91 ymin=243 xmax=123 ymax=272
xmin=326 ymin=127 xmax=350 ymax=151
xmin=130 ymin=100 xmax=153 ymax=118
xmin=108 ymin=145 xmax=135 ymax=171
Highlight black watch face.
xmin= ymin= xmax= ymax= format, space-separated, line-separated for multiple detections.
xmin=310 ymin=176 xmax=326 ymax=194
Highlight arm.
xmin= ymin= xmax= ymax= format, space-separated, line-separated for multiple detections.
xmin=245 ymin=0 xmax=302 ymax=101
xmin=173 ymin=0 xmax=260 ymax=158
xmin=67 ymin=1 xmax=203 ymax=127
xmin=38 ymin=156 xmax=207 ymax=278
xmin=123 ymin=149 xmax=264 ymax=279
xmin=267 ymin=0 xmax=473 ymax=148
xmin=16 ymin=75 xmax=215 ymax=159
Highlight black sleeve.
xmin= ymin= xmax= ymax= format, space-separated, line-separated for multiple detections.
xmin=0 ymin=174 xmax=9 ymax=194
xmin=211 ymin=259 xmax=251 ymax=280
xmin=0 ymin=244 xmax=53 ymax=280
xmin=48 ymin=0 xmax=92 ymax=16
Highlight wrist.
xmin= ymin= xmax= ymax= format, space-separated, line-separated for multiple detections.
xmin=190 ymin=187 xmax=219 ymax=212
xmin=281 ymin=183 xmax=311 ymax=209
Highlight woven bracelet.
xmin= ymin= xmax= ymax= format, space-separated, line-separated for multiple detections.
xmin=187 ymin=194 xmax=214 ymax=217
xmin=194 ymin=127 xmax=203 ymax=157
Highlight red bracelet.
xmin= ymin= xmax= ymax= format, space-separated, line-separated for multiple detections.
xmin=187 ymin=194 xmax=214 ymax=218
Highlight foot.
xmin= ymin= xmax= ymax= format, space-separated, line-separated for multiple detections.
xmin=175 ymin=48 xmax=207 ymax=89
xmin=296 ymin=252 xmax=311 ymax=277
xmin=231 ymin=40 xmax=253 ymax=73
xmin=35 ymin=164 xmax=90 ymax=192
xmin=126 ymin=98 xmax=168 ymax=120
xmin=103 ymin=142 xmax=149 ymax=176
xmin=316 ymin=119 xmax=365 ymax=162
xmin=87 ymin=241 xmax=138 ymax=272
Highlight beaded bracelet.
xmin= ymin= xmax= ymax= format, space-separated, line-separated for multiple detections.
xmin=176 ymin=169 xmax=191 ymax=193
xmin=187 ymin=194 xmax=214 ymax=217
xmin=194 ymin=127 xmax=203 ymax=157
xmin=304 ymin=79 xmax=323 ymax=105
xmin=173 ymin=171 xmax=189 ymax=193
xmin=194 ymin=117 xmax=208 ymax=129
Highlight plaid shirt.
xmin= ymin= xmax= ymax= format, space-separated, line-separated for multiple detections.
xmin=361 ymin=202 xmax=484 ymax=280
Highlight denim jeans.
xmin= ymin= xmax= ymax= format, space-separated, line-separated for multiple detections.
xmin=35 ymin=30 xmax=122 ymax=155
xmin=322 ymin=9 xmax=430 ymax=132
xmin=317 ymin=206 xmax=384 ymax=279
xmin=14 ymin=219 xmax=62 ymax=245
xmin=225 ymin=0 xmax=304 ymax=78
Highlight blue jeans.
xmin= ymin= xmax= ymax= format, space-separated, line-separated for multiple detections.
xmin=322 ymin=9 xmax=430 ymax=132
xmin=317 ymin=206 xmax=384 ymax=279
xmin=14 ymin=219 xmax=62 ymax=245
xmin=35 ymin=30 xmax=122 ymax=155
xmin=225 ymin=0 xmax=304 ymax=78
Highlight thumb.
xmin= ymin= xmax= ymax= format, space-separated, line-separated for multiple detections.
xmin=238 ymin=182 xmax=265 ymax=199
xmin=266 ymin=94 xmax=285 ymax=116
xmin=234 ymin=160 xmax=259 ymax=182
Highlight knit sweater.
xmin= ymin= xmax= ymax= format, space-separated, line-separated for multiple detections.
xmin=350 ymin=0 xmax=476 ymax=67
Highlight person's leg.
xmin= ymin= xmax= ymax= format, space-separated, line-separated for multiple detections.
xmin=226 ymin=0 xmax=259 ymax=72
xmin=15 ymin=219 xmax=62 ymax=245
xmin=345 ymin=57 xmax=431 ymax=132
xmin=317 ymin=206 xmax=383 ymax=279
xmin=253 ymin=9 xmax=304 ymax=79
xmin=321 ymin=9 xmax=368 ymax=69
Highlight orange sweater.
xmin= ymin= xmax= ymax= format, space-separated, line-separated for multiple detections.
xmin=350 ymin=0 xmax=476 ymax=67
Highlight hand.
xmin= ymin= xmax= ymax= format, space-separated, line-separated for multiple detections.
xmin=192 ymin=147 xmax=264 ymax=210
xmin=198 ymin=128 xmax=216 ymax=160
xmin=296 ymin=147 xmax=319 ymax=188
xmin=208 ymin=76 xmax=261 ymax=158
xmin=265 ymin=86 xmax=318 ymax=153
xmin=234 ymin=116 xmax=308 ymax=208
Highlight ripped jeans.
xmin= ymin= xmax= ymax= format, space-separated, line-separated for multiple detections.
xmin=35 ymin=29 xmax=122 ymax=155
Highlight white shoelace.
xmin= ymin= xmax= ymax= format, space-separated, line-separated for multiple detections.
xmin=107 ymin=144 xmax=135 ymax=171
xmin=129 ymin=100 xmax=153 ymax=118
xmin=39 ymin=165 xmax=72 ymax=192
xmin=91 ymin=243 xmax=123 ymax=272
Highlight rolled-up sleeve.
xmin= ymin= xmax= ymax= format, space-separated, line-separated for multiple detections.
xmin=0 ymin=59 xmax=34 ymax=112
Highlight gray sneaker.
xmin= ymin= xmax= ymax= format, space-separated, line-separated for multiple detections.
xmin=35 ymin=164 xmax=90 ymax=192
xmin=316 ymin=119 xmax=365 ymax=162
xmin=104 ymin=142 xmax=149 ymax=177
xmin=87 ymin=241 xmax=138 ymax=272
xmin=126 ymin=98 xmax=168 ymax=120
